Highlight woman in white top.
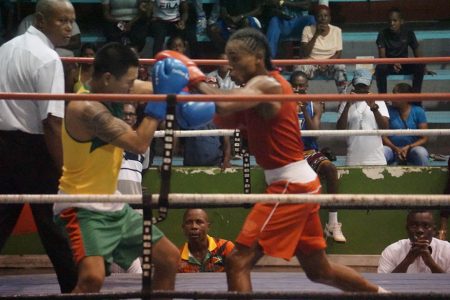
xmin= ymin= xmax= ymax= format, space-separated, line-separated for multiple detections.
xmin=337 ymin=69 xmax=390 ymax=166
xmin=296 ymin=5 xmax=347 ymax=93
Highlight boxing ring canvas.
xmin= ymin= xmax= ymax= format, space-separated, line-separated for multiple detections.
xmin=1 ymin=272 xmax=450 ymax=297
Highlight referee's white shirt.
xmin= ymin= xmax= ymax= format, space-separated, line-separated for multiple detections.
xmin=0 ymin=25 xmax=64 ymax=134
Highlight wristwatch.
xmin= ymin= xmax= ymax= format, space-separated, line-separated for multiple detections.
xmin=370 ymin=104 xmax=379 ymax=112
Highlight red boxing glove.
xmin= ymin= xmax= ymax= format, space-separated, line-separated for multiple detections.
xmin=155 ymin=50 xmax=206 ymax=85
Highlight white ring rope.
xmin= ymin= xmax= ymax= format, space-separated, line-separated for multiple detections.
xmin=1 ymin=194 xmax=450 ymax=208
xmin=155 ymin=129 xmax=450 ymax=138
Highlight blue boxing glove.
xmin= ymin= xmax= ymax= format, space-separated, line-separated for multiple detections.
xmin=145 ymin=58 xmax=190 ymax=120
xmin=152 ymin=57 xmax=189 ymax=94
xmin=176 ymin=92 xmax=216 ymax=129
xmin=144 ymin=101 xmax=167 ymax=121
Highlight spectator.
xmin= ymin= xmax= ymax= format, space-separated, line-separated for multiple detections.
xmin=207 ymin=0 xmax=262 ymax=53
xmin=16 ymin=12 xmax=81 ymax=55
xmin=265 ymin=0 xmax=315 ymax=58
xmin=0 ymin=0 xmax=78 ymax=293
xmin=290 ymin=71 xmax=345 ymax=243
xmin=110 ymin=103 xmax=150 ymax=274
xmin=148 ymin=0 xmax=189 ymax=56
xmin=206 ymin=53 xmax=239 ymax=89
xmin=102 ymin=0 xmax=149 ymax=52
xmin=181 ymin=121 xmax=231 ymax=168
xmin=337 ymin=69 xmax=389 ymax=166
xmin=74 ymin=42 xmax=97 ymax=93
xmin=375 ymin=8 xmax=426 ymax=94
xmin=194 ymin=0 xmax=220 ymax=35
xmin=382 ymin=83 xmax=429 ymax=166
xmin=295 ymin=5 xmax=347 ymax=94
xmin=117 ymin=103 xmax=150 ymax=195
xmin=178 ymin=208 xmax=235 ymax=272
xmin=378 ymin=210 xmax=450 ymax=273
xmin=164 ymin=38 xmax=232 ymax=167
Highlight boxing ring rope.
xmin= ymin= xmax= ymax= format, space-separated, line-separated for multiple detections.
xmin=0 ymin=194 xmax=449 ymax=209
xmin=1 ymin=91 xmax=450 ymax=103
xmin=2 ymin=57 xmax=450 ymax=300
xmin=153 ymin=128 xmax=450 ymax=137
xmin=62 ymin=56 xmax=450 ymax=66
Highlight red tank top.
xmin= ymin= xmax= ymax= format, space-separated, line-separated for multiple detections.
xmin=215 ymin=71 xmax=304 ymax=170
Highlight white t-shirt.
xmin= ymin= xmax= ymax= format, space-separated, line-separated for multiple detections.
xmin=338 ymin=100 xmax=389 ymax=166
xmin=117 ymin=148 xmax=150 ymax=195
xmin=378 ymin=238 xmax=450 ymax=273
xmin=206 ymin=70 xmax=239 ymax=90
xmin=301 ymin=24 xmax=343 ymax=60
xmin=0 ymin=26 xmax=64 ymax=134
xmin=151 ymin=0 xmax=186 ymax=22
xmin=102 ymin=0 xmax=140 ymax=21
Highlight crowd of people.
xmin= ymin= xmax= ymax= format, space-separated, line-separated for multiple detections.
xmin=0 ymin=0 xmax=449 ymax=297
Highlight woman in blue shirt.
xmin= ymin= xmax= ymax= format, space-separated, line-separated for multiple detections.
xmin=382 ymin=83 xmax=429 ymax=165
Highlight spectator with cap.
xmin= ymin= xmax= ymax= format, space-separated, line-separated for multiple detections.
xmin=378 ymin=210 xmax=450 ymax=273
xmin=337 ymin=69 xmax=389 ymax=166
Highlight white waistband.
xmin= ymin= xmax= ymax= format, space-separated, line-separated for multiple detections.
xmin=53 ymin=190 xmax=125 ymax=215
xmin=264 ymin=160 xmax=317 ymax=186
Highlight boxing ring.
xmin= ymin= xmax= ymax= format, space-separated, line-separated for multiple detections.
xmin=1 ymin=56 xmax=450 ymax=299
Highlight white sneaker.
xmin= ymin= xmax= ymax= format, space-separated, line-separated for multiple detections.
xmin=324 ymin=222 xmax=347 ymax=243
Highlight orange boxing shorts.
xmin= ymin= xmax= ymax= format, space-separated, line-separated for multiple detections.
xmin=236 ymin=178 xmax=326 ymax=260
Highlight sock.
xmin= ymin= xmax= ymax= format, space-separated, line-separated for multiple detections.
xmin=328 ymin=212 xmax=338 ymax=225
xmin=378 ymin=286 xmax=390 ymax=293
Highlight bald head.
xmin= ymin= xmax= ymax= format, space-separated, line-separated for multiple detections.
xmin=36 ymin=0 xmax=72 ymax=16
xmin=34 ymin=0 xmax=75 ymax=47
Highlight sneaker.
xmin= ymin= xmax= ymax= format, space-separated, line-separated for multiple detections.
xmin=324 ymin=222 xmax=347 ymax=243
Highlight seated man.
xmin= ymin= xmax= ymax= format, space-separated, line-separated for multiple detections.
xmin=378 ymin=210 xmax=450 ymax=273
xmin=289 ymin=71 xmax=344 ymax=243
xmin=375 ymin=8 xmax=426 ymax=94
xmin=178 ymin=208 xmax=235 ymax=272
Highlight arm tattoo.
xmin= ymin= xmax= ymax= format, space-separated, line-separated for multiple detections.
xmin=82 ymin=105 xmax=129 ymax=143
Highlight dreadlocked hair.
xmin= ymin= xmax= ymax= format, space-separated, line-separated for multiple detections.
xmin=228 ymin=28 xmax=275 ymax=71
